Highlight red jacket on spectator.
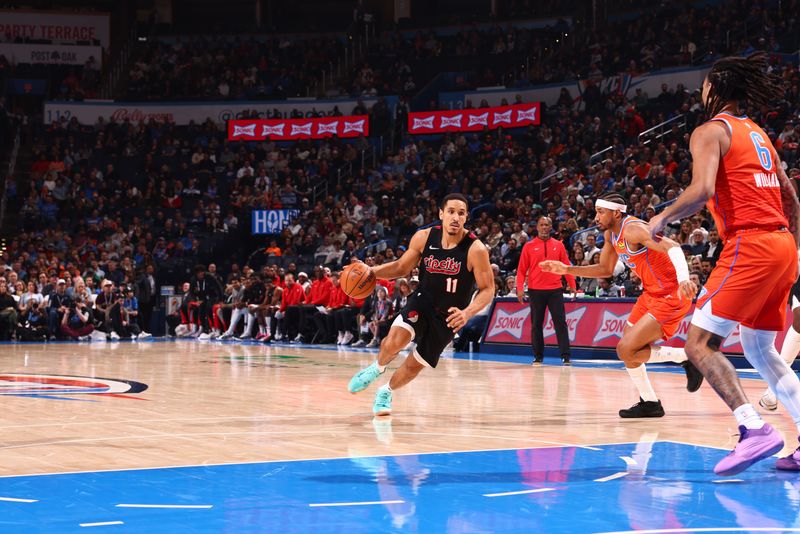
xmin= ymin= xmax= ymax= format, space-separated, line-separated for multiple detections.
xmin=280 ymin=282 xmax=305 ymax=311
xmin=309 ymin=275 xmax=333 ymax=306
xmin=328 ymin=286 xmax=348 ymax=309
xmin=516 ymin=237 xmax=576 ymax=292
xmin=377 ymin=279 xmax=393 ymax=297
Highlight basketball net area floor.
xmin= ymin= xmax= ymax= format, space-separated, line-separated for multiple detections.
xmin=1 ymin=339 xmax=800 ymax=533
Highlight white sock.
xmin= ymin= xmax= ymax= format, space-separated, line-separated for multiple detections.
xmin=780 ymin=326 xmax=800 ymax=365
xmin=733 ymin=403 xmax=765 ymax=430
xmin=379 ymin=383 xmax=392 ymax=393
xmin=626 ymin=364 xmax=658 ymax=402
xmin=376 ymin=360 xmax=386 ymax=373
xmin=648 ymin=345 xmax=688 ymax=364
xmin=265 ymin=317 xmax=272 ymax=330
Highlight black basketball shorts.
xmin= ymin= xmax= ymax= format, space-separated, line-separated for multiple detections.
xmin=391 ymin=292 xmax=454 ymax=368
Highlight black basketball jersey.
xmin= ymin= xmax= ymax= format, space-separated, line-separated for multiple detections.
xmin=418 ymin=226 xmax=477 ymax=314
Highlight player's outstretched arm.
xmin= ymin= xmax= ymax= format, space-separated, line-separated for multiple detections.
xmin=623 ymin=222 xmax=696 ymax=299
xmin=649 ymin=121 xmax=723 ymax=237
xmin=370 ymin=228 xmax=429 ymax=281
xmin=540 ymin=231 xmax=616 ymax=279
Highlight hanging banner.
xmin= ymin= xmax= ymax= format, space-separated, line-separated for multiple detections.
xmin=227 ymin=116 xmax=369 ymax=141
xmin=0 ymin=10 xmax=110 ymax=48
xmin=407 ymin=102 xmax=540 ymax=134
xmin=482 ymin=297 xmax=793 ymax=355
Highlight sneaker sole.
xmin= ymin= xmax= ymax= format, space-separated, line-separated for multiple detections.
xmin=759 ymin=398 xmax=778 ymax=411
xmin=373 ymin=409 xmax=391 ymax=416
xmin=714 ymin=441 xmax=785 ymax=476
xmin=618 ymin=411 xmax=665 ymax=418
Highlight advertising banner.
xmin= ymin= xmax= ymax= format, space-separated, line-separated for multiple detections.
xmin=0 ymin=43 xmax=102 ymax=66
xmin=229 ymin=116 xmax=368 ymax=141
xmin=43 ymin=97 xmax=390 ymax=125
xmin=483 ymin=298 xmax=793 ymax=355
xmin=0 ymin=10 xmax=110 ymax=48
xmin=251 ymin=210 xmax=300 ymax=235
xmin=407 ymin=102 xmax=540 ymax=134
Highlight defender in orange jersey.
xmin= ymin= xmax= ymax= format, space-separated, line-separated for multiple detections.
xmin=650 ymin=52 xmax=800 ymax=476
xmin=541 ymin=193 xmax=702 ymax=418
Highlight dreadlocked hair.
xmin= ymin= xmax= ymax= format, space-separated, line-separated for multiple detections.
xmin=705 ymin=52 xmax=785 ymax=118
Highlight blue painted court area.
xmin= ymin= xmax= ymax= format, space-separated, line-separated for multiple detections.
xmin=2 ymin=442 xmax=800 ymax=533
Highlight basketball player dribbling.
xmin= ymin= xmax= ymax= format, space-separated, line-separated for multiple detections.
xmin=649 ymin=52 xmax=800 ymax=475
xmin=541 ymin=193 xmax=704 ymax=418
xmin=347 ymin=193 xmax=495 ymax=415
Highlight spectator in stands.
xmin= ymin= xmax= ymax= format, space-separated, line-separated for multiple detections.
xmin=47 ymin=278 xmax=71 ymax=340
xmin=689 ymin=271 xmax=704 ymax=297
xmin=275 ymin=273 xmax=305 ymax=341
xmin=123 ymin=286 xmax=148 ymax=338
xmin=365 ymin=285 xmax=392 ymax=348
xmin=237 ymin=275 xmax=266 ymax=340
xmin=701 ymin=229 xmax=723 ymax=265
xmin=0 ymin=279 xmax=17 ymax=341
xmin=312 ymin=272 xmax=346 ymax=344
xmin=289 ymin=265 xmax=333 ymax=343
xmin=623 ymin=271 xmax=643 ymax=298
xmin=189 ymin=265 xmax=221 ymax=336
xmin=256 ymin=277 xmax=283 ymax=342
xmin=95 ymin=281 xmax=124 ymax=340
xmin=218 ymin=278 xmax=249 ymax=340
xmin=60 ymin=295 xmax=94 ymax=341
xmin=688 ymin=229 xmax=707 ymax=256
xmin=597 ymin=277 xmax=621 ymax=298
xmin=584 ymin=233 xmax=600 ymax=258
xmin=18 ymin=280 xmax=43 ymax=316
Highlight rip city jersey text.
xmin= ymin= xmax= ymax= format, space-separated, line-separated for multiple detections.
xmin=418 ymin=226 xmax=477 ymax=314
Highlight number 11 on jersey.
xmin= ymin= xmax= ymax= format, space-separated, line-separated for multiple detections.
xmin=446 ymin=277 xmax=458 ymax=293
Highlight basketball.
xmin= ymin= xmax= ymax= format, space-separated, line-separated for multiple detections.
xmin=341 ymin=263 xmax=376 ymax=299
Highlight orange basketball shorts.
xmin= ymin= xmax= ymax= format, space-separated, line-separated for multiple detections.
xmin=695 ymin=230 xmax=797 ymax=331
xmin=629 ymin=289 xmax=692 ymax=340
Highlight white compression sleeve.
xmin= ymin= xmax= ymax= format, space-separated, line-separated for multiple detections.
xmin=666 ymin=246 xmax=690 ymax=283
xmin=740 ymin=325 xmax=800 ymax=433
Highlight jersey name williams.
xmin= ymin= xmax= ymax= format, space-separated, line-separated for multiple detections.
xmin=423 ymin=255 xmax=462 ymax=275
xmin=754 ymin=172 xmax=779 ymax=188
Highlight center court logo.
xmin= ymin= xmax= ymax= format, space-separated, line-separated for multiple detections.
xmin=0 ymin=374 xmax=148 ymax=400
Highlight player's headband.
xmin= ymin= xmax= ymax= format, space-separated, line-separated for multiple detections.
xmin=596 ymin=199 xmax=627 ymax=213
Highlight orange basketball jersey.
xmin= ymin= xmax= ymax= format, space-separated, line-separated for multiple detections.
xmin=707 ymin=111 xmax=788 ymax=240
xmin=612 ymin=215 xmax=678 ymax=296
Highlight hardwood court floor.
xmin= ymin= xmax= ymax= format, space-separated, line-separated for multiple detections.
xmin=0 ymin=339 xmax=795 ymax=478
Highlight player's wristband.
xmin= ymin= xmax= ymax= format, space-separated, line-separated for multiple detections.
xmin=667 ymin=246 xmax=690 ymax=283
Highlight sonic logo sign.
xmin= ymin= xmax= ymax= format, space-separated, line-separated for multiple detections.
xmin=592 ymin=310 xmax=631 ymax=343
xmin=487 ymin=306 xmax=529 ymax=340
xmin=544 ymin=306 xmax=587 ymax=342
xmin=482 ymin=298 xmax=792 ymax=353
xmin=0 ymin=374 xmax=148 ymax=401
